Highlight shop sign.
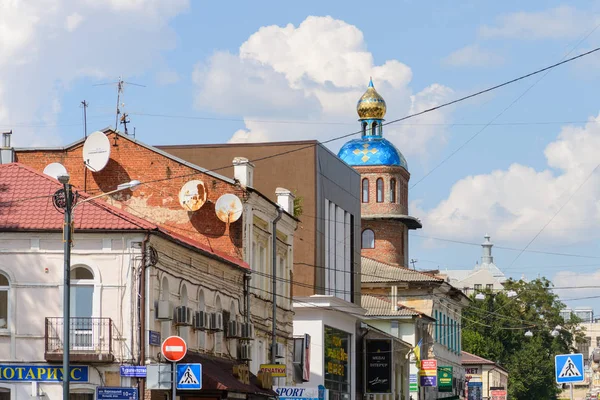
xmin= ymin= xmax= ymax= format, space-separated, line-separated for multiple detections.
xmin=260 ymin=364 xmax=286 ymax=377
xmin=437 ymin=366 xmax=453 ymax=392
xmin=149 ymin=330 xmax=161 ymax=346
xmin=468 ymin=381 xmax=483 ymax=400
xmin=97 ymin=387 xmax=138 ymax=399
xmin=275 ymin=386 xmax=324 ymax=400
xmin=257 ymin=369 xmax=273 ymax=390
xmin=324 ymin=326 xmax=350 ymax=386
xmin=419 ymin=359 xmax=437 ymax=376
xmin=490 ymin=390 xmax=507 ymax=400
xmin=409 ymin=374 xmax=418 ymax=392
xmin=0 ymin=365 xmax=88 ymax=382
xmin=233 ymin=364 xmax=250 ymax=385
xmin=365 ymin=339 xmax=392 ymax=394
xmin=120 ymin=366 xmax=146 ymax=377
xmin=420 ymin=376 xmax=437 ymax=387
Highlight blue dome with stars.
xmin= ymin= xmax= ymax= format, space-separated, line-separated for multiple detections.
xmin=337 ymin=78 xmax=408 ymax=170
xmin=338 ymin=137 xmax=408 ymax=169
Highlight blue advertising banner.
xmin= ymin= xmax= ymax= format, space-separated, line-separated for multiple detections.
xmin=468 ymin=382 xmax=483 ymax=400
xmin=120 ymin=366 xmax=146 ymax=377
xmin=97 ymin=387 xmax=138 ymax=399
xmin=420 ymin=375 xmax=437 ymax=387
xmin=0 ymin=365 xmax=88 ymax=382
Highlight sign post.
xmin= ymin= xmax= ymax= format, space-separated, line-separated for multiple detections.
xmin=162 ymin=336 xmax=188 ymax=400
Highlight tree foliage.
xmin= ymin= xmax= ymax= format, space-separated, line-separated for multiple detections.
xmin=462 ymin=277 xmax=585 ymax=400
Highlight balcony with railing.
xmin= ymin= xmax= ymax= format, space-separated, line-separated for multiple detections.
xmin=45 ymin=317 xmax=114 ymax=363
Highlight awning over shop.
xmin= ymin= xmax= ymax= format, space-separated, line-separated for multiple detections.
xmin=181 ymin=352 xmax=276 ymax=397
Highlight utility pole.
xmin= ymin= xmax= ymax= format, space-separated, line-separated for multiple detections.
xmin=58 ymin=175 xmax=73 ymax=400
xmin=271 ymin=207 xmax=283 ymax=363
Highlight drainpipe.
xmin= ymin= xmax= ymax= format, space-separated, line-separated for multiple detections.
xmin=270 ymin=207 xmax=283 ymax=363
xmin=139 ymin=233 xmax=150 ymax=398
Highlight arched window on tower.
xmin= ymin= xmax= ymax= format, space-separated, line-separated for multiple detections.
xmin=390 ymin=178 xmax=397 ymax=203
xmin=361 ymin=229 xmax=375 ymax=249
xmin=362 ymin=122 xmax=367 ymax=137
xmin=371 ymin=122 xmax=377 ymax=135
xmin=376 ymin=178 xmax=384 ymax=203
xmin=362 ymin=179 xmax=369 ymax=203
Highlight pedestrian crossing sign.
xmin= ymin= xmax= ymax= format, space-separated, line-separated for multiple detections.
xmin=555 ymin=353 xmax=584 ymax=384
xmin=177 ymin=363 xmax=202 ymax=390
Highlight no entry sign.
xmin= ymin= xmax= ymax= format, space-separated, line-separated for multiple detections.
xmin=161 ymin=336 xmax=187 ymax=362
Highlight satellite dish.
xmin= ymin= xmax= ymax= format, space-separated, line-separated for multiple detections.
xmin=82 ymin=131 xmax=111 ymax=172
xmin=179 ymin=180 xmax=207 ymax=212
xmin=215 ymin=194 xmax=243 ymax=223
xmin=43 ymin=163 xmax=68 ymax=179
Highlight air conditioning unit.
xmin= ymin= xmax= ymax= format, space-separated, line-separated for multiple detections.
xmin=240 ymin=343 xmax=252 ymax=361
xmin=211 ymin=312 xmax=224 ymax=331
xmin=275 ymin=342 xmax=286 ymax=359
xmin=193 ymin=311 xmax=210 ymax=330
xmin=227 ymin=321 xmax=241 ymax=338
xmin=241 ymin=322 xmax=255 ymax=339
xmin=156 ymin=300 xmax=173 ymax=320
xmin=174 ymin=306 xmax=193 ymax=326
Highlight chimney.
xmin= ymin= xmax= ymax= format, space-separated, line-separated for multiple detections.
xmin=233 ymin=157 xmax=254 ymax=188
xmin=276 ymin=187 xmax=295 ymax=214
xmin=0 ymin=131 xmax=14 ymax=164
xmin=481 ymin=234 xmax=493 ymax=265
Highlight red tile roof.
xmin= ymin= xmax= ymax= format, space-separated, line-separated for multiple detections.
xmin=0 ymin=163 xmax=249 ymax=270
xmin=0 ymin=163 xmax=155 ymax=231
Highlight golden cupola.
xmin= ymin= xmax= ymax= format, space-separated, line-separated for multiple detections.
xmin=356 ymin=77 xmax=387 ymax=120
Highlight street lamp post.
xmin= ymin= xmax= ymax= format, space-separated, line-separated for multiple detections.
xmin=57 ymin=175 xmax=140 ymax=400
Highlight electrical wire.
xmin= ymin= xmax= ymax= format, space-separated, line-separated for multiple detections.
xmin=131 ymin=46 xmax=600 ymax=189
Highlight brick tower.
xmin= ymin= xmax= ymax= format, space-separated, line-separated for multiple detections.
xmin=338 ymin=78 xmax=422 ymax=267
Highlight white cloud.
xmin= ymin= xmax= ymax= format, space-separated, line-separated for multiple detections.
xmin=480 ymin=6 xmax=598 ymax=40
xmin=193 ymin=16 xmax=454 ymax=157
xmin=416 ymin=115 xmax=600 ymax=244
xmin=553 ymin=269 xmax=600 ymax=302
xmin=0 ymin=0 xmax=188 ymax=146
xmin=443 ymin=44 xmax=504 ymax=67
xmin=65 ymin=12 xmax=83 ymax=32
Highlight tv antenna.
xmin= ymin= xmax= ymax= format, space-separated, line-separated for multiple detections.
xmin=410 ymin=259 xmax=418 ymax=270
xmin=93 ymin=76 xmax=145 ymax=135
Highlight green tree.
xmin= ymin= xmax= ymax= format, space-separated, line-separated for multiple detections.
xmin=462 ymin=277 xmax=585 ymax=400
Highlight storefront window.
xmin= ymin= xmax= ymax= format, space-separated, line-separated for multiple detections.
xmin=324 ymin=326 xmax=351 ymax=400
xmin=70 ymin=394 xmax=93 ymax=400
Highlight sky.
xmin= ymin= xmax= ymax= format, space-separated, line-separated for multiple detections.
xmin=3 ymin=0 xmax=600 ymax=312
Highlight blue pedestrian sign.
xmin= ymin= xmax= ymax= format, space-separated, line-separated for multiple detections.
xmin=555 ymin=353 xmax=584 ymax=383
xmin=176 ymin=363 xmax=202 ymax=390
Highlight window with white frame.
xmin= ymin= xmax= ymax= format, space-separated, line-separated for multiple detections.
xmin=70 ymin=266 xmax=95 ymax=350
xmin=215 ymin=295 xmax=223 ymax=354
xmin=324 ymin=199 xmax=353 ymax=302
xmin=180 ymin=285 xmax=190 ymax=343
xmin=229 ymin=301 xmax=237 ymax=359
xmin=198 ymin=290 xmax=206 ymax=350
xmin=160 ymin=277 xmax=171 ymax=341
xmin=0 ymin=274 xmax=9 ymax=329
xmin=278 ymin=256 xmax=285 ymax=299
xmin=259 ymin=245 xmax=267 ymax=295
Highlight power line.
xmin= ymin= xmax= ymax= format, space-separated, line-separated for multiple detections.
xmin=506 ymin=163 xmax=600 ymax=269
xmin=134 ymin=46 xmax=600 ymax=188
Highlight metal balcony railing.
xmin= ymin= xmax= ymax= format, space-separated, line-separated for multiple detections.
xmin=45 ymin=317 xmax=114 ymax=362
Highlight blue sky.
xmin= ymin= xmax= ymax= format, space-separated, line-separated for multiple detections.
xmin=4 ymin=0 xmax=600 ymax=311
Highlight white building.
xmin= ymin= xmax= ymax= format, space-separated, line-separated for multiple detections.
xmin=442 ymin=235 xmax=506 ymax=296
xmin=0 ymin=162 xmax=290 ymax=400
